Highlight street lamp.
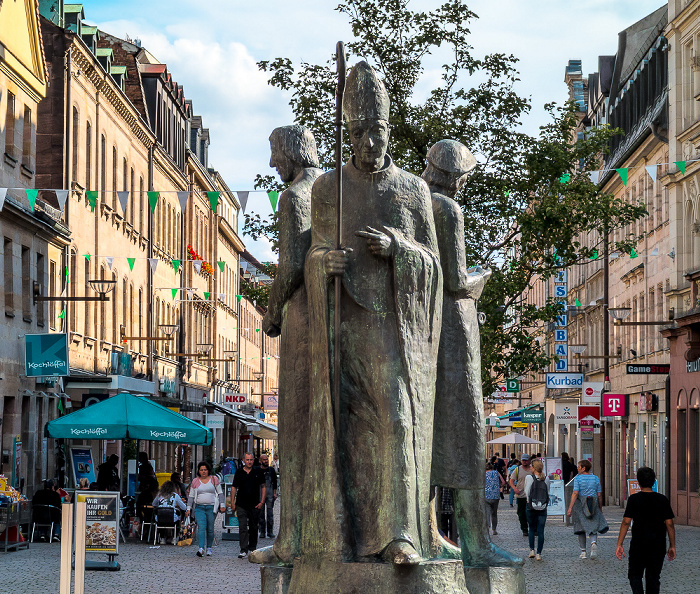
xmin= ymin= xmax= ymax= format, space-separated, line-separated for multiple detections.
xmin=159 ymin=324 xmax=179 ymax=336
xmin=120 ymin=323 xmax=177 ymax=343
xmin=196 ymin=343 xmax=214 ymax=354
xmin=607 ymin=307 xmax=632 ymax=321
xmin=33 ymin=278 xmax=116 ymax=304
xmin=569 ymin=344 xmax=587 ymax=355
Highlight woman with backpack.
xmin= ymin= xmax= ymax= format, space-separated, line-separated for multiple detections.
xmin=524 ymin=459 xmax=550 ymax=561
xmin=186 ymin=461 xmax=225 ymax=557
xmin=152 ymin=481 xmax=187 ymax=544
xmin=566 ymin=459 xmax=608 ymax=560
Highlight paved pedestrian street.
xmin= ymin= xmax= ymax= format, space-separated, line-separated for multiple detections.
xmin=2 ymin=501 xmax=699 ymax=593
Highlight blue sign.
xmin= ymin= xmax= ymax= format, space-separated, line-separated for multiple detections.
xmin=69 ymin=446 xmax=96 ymax=487
xmin=554 ymin=285 xmax=567 ymax=298
xmin=555 ymin=359 xmax=568 ymax=371
xmin=25 ymin=333 xmax=69 ymax=377
xmin=555 ymin=314 xmax=568 ymax=327
xmin=555 ymin=329 xmax=567 ymax=342
xmin=546 ymin=373 xmax=583 ymax=389
xmin=554 ymin=271 xmax=567 ymax=283
xmin=554 ymin=344 xmax=568 ymax=357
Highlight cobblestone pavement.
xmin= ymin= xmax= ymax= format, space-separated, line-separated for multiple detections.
xmin=2 ymin=501 xmax=699 ymax=593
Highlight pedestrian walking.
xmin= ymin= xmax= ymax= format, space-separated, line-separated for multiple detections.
xmin=561 ymin=451 xmax=578 ymax=483
xmin=484 ymin=462 xmax=506 ymax=535
xmin=566 ymin=459 xmax=608 ymax=559
xmin=524 ymin=459 xmax=549 ymax=561
xmin=186 ymin=461 xmax=225 ymax=558
xmin=509 ymin=453 xmax=533 ymax=536
xmin=232 ymin=452 xmax=266 ymax=559
xmin=616 ymin=466 xmax=676 ymax=594
xmin=507 ymin=459 xmax=520 ymax=507
xmin=258 ymin=454 xmax=278 ymax=539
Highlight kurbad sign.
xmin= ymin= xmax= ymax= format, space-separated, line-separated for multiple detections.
xmin=545 ymin=373 xmax=583 ymax=389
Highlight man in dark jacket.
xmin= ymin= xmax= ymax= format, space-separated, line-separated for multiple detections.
xmin=258 ymin=454 xmax=278 ymax=539
xmin=96 ymin=454 xmax=120 ymax=491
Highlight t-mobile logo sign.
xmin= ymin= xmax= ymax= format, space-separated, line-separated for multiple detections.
xmin=602 ymin=394 xmax=627 ymax=417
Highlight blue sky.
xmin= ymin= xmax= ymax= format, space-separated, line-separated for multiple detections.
xmin=83 ymin=0 xmax=666 ymax=262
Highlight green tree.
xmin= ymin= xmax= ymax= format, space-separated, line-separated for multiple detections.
xmin=247 ymin=0 xmax=646 ymax=395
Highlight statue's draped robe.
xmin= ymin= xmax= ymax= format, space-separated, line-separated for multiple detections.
xmin=430 ymin=192 xmax=485 ymax=489
xmin=265 ymin=167 xmax=322 ymax=564
xmin=302 ymin=157 xmax=442 ymax=561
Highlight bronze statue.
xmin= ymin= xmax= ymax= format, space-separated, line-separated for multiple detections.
xmin=253 ymin=125 xmax=322 ymax=566
xmin=422 ymin=140 xmax=521 ymax=569
xmin=301 ymin=61 xmax=443 ymax=567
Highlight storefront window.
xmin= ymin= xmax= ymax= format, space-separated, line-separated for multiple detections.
xmin=691 ymin=406 xmax=699 ymax=493
xmin=678 ymin=409 xmax=687 ymax=491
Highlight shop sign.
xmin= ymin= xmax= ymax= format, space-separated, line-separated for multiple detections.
xmin=485 ymin=415 xmax=512 ymax=428
xmin=686 ymin=358 xmax=700 ymax=373
xmin=602 ymin=393 xmax=628 ymax=417
xmin=548 ymin=480 xmax=566 ymax=515
xmin=582 ymin=382 xmax=603 ymax=404
xmin=206 ymin=413 xmax=225 ymax=429
xmin=554 ymin=403 xmax=578 ymax=424
xmin=76 ymin=491 xmax=119 ymax=554
xmin=521 ymin=409 xmax=544 ymax=423
xmin=627 ymin=364 xmax=669 ymax=375
xmin=159 ymin=377 xmax=176 ymax=394
xmin=638 ymin=392 xmax=658 ymax=412
xmin=264 ymin=393 xmax=279 ymax=412
xmin=506 ymin=379 xmax=520 ymax=392
xmin=25 ymin=333 xmax=69 ymax=377
xmin=512 ymin=421 xmax=528 ymax=428
xmin=544 ymin=457 xmax=562 ymax=480
xmin=224 ymin=392 xmax=247 ymax=404
xmin=546 ymin=373 xmax=583 ymax=389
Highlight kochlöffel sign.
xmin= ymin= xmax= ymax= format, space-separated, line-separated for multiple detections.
xmin=545 ymin=373 xmax=583 ymax=389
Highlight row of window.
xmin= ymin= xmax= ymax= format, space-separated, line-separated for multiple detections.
xmin=3 ymin=238 xmax=45 ymax=325
xmin=3 ymin=92 xmax=33 ymax=170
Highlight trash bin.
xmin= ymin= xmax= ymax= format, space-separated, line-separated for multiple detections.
xmin=156 ymin=473 xmax=170 ymax=488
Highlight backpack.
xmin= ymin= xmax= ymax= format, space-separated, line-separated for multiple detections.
xmin=527 ymin=477 xmax=549 ymax=511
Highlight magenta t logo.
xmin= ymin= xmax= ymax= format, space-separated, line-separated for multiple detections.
xmin=603 ymin=394 xmax=626 ymax=416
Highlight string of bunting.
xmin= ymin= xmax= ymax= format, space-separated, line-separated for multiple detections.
xmin=0 ymin=188 xmax=281 ymax=216
xmin=560 ymin=157 xmax=700 ymax=187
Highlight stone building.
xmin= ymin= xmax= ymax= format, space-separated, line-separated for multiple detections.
xmin=0 ymin=0 xmax=69 ymax=495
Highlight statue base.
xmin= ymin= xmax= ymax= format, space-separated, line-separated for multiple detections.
xmin=261 ymin=558 xmax=468 ymax=594
xmin=463 ymin=566 xmax=526 ymax=594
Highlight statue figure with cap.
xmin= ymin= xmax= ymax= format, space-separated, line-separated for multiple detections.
xmin=301 ymin=60 xmax=443 ymax=569
xmin=250 ymin=125 xmax=322 ymax=567
xmin=422 ymin=140 xmax=522 ymax=570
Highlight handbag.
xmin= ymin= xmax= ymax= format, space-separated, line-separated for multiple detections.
xmin=177 ymin=516 xmax=194 ymax=546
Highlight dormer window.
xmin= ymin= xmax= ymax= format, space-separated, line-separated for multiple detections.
xmin=64 ymin=4 xmax=85 ymax=35
xmin=110 ymin=66 xmax=128 ymax=92
xmin=96 ymin=48 xmax=113 ymax=73
xmin=81 ymin=25 xmax=99 ymax=54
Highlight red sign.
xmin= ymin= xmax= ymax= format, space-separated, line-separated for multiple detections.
xmin=577 ymin=405 xmax=600 ymax=421
xmin=602 ymin=393 xmax=627 ymax=417
xmin=224 ymin=393 xmax=247 ymax=404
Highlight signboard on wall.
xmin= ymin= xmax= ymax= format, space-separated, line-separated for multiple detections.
xmin=25 ymin=333 xmax=69 ymax=377
xmin=602 ymin=393 xmax=628 ymax=418
xmin=554 ymin=403 xmax=578 ymax=424
xmin=263 ymin=393 xmax=278 ymax=412
xmin=582 ymin=382 xmax=603 ymax=404
xmin=546 ymin=373 xmax=583 ymax=389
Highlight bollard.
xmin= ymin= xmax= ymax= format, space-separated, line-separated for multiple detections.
xmin=74 ymin=501 xmax=87 ymax=594
xmin=59 ymin=503 xmax=73 ymax=594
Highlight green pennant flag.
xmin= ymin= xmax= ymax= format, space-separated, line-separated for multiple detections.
xmin=127 ymin=257 xmax=135 ymax=271
xmin=58 ymin=309 xmax=65 ymax=319
xmin=86 ymin=191 xmax=98 ymax=211
xmin=171 ymin=288 xmax=178 ymax=300
xmin=26 ymin=189 xmax=39 ymax=211
xmin=217 ymin=260 xmax=225 ymax=272
xmin=148 ymin=191 xmax=159 ymax=213
xmin=236 ymin=294 xmax=242 ymax=302
xmin=591 ymin=248 xmax=598 ymax=260
xmin=575 ymin=298 xmax=582 ymax=307
xmin=268 ymin=190 xmax=279 ymax=212
xmin=65 ymin=267 xmax=70 ymax=279
xmin=84 ymin=254 xmax=91 ymax=262
xmin=630 ymin=248 xmax=638 ymax=258
xmin=255 ymin=328 xmax=260 ymax=333
xmin=615 ymin=168 xmax=629 ymax=186
xmin=204 ymin=292 xmax=211 ymax=300
xmin=206 ymin=191 xmax=220 ymax=213
xmin=57 ymin=398 xmax=65 ymax=414
xmin=674 ymin=161 xmax=686 ymax=176
xmin=172 ymin=259 xmax=181 ymax=273
xmin=559 ymin=173 xmax=570 ymax=184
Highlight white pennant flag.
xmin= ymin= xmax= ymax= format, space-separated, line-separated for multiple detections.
xmin=0 ymin=188 xmax=7 ymax=212
xmin=117 ymin=191 xmax=129 ymax=214
xmin=148 ymin=258 xmax=159 ymax=273
xmin=219 ymin=293 xmax=225 ymax=301
xmin=236 ymin=191 xmax=249 ymax=213
xmin=177 ymin=191 xmax=189 ymax=212
xmin=588 ymin=170 xmax=601 ymax=185
xmin=55 ymin=190 xmax=69 ymax=211
xmin=186 ymin=289 xmax=193 ymax=300
xmin=192 ymin=260 xmax=202 ymax=274
xmin=645 ymin=165 xmax=658 ymax=183
xmin=60 ymin=286 xmax=67 ymax=298
xmin=105 ymin=256 xmax=114 ymax=270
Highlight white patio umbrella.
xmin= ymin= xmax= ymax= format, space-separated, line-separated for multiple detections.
xmin=486 ymin=433 xmax=544 ymax=445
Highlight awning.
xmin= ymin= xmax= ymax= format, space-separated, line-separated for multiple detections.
xmin=210 ymin=403 xmax=278 ymax=441
xmin=498 ymin=403 xmax=541 ymax=419
xmin=46 ymin=393 xmax=212 ymax=445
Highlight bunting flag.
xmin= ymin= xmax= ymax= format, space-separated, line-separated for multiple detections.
xmin=57 ymin=397 xmax=64 ymax=414
xmin=172 ymin=259 xmax=181 ymax=273
xmin=675 ymin=161 xmax=686 ymax=176
xmin=559 ymin=173 xmax=570 ymax=184
xmin=650 ymin=247 xmax=659 ymax=256
xmin=148 ymin=258 xmax=159 ymax=273
xmin=268 ymin=190 xmax=279 ymax=212
xmin=192 ymin=260 xmax=202 ymax=274
xmin=217 ymin=261 xmax=225 ymax=272
xmin=26 ymin=189 xmax=38 ymax=211
xmin=204 ymin=292 xmax=211 ymax=300
xmin=0 ymin=187 xmax=6 ymax=211
xmin=206 ymin=191 xmax=220 ymax=213
xmin=105 ymin=256 xmax=114 ymax=270
xmin=645 ymin=165 xmax=658 ymax=183
xmin=171 ymin=289 xmax=178 ymax=300
xmin=236 ymin=294 xmax=242 ymax=302
xmin=60 ymin=286 xmax=67 ymax=298
xmin=186 ymin=289 xmax=193 ymax=300
xmin=630 ymin=248 xmax=638 ymax=258
xmin=84 ymin=254 xmax=91 ymax=262
xmin=219 ymin=293 xmax=225 ymax=301
xmin=117 ymin=191 xmax=130 ymax=214
xmin=86 ymin=191 xmax=98 ymax=211
xmin=127 ymin=257 xmax=135 ymax=271
xmin=177 ymin=191 xmax=189 ymax=212
xmin=237 ymin=191 xmax=249 ymax=213
xmin=591 ymin=248 xmax=598 ymax=260
xmin=588 ymin=170 xmax=600 ymax=185
xmin=575 ymin=298 xmax=582 ymax=307
xmin=615 ymin=168 xmax=629 ymax=186
xmin=58 ymin=309 xmax=65 ymax=319
xmin=148 ymin=191 xmax=159 ymax=213
xmin=255 ymin=328 xmax=260 ymax=333
xmin=55 ymin=190 xmax=69 ymax=211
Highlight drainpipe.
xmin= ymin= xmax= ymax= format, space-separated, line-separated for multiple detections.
xmin=147 ymin=145 xmax=154 ymax=383
xmin=664 ymin=374 xmax=671 ymax=496
xmin=64 ymin=45 xmax=72 ymax=336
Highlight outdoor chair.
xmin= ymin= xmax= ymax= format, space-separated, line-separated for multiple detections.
xmin=153 ymin=506 xmax=178 ymax=545
xmin=140 ymin=505 xmax=155 ymax=542
xmin=31 ymin=504 xmax=60 ymax=543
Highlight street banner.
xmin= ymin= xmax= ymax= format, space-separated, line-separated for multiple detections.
xmin=548 ymin=480 xmax=565 ymax=515
xmin=25 ymin=333 xmax=69 ymax=377
xmin=582 ymin=381 xmax=603 ymax=404
xmin=545 ymin=457 xmax=562 ymax=480
xmin=70 ymin=446 xmax=97 ymax=488
xmin=76 ymin=491 xmax=119 ymax=554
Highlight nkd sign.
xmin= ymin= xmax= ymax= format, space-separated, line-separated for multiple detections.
xmin=545 ymin=373 xmax=583 ymax=389
xmin=224 ymin=393 xmax=247 ymax=404
xmin=25 ymin=333 xmax=69 ymax=377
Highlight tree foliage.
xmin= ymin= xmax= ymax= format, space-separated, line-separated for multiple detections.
xmin=248 ymin=0 xmax=647 ymax=396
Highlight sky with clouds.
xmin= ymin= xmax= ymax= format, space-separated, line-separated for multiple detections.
xmin=84 ymin=0 xmax=666 ymax=262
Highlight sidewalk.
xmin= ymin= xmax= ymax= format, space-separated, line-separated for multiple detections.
xmin=2 ymin=501 xmax=699 ymax=592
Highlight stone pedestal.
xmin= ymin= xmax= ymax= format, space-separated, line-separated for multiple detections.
xmin=463 ymin=566 xmax=526 ymax=594
xmin=261 ymin=559 xmax=468 ymax=594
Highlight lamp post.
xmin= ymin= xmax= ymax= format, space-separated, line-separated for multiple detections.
xmin=33 ymin=278 xmax=116 ymax=304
